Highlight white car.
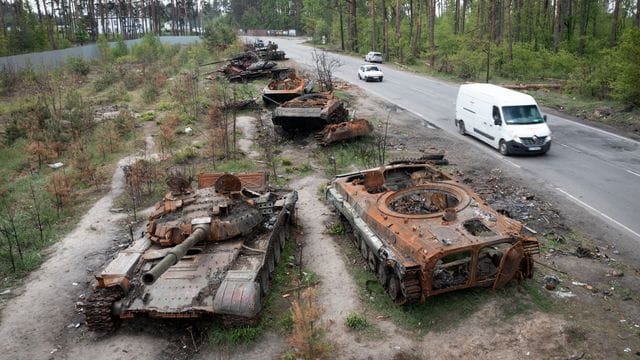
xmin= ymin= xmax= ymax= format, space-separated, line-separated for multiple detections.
xmin=358 ymin=64 xmax=384 ymax=82
xmin=364 ymin=51 xmax=383 ymax=63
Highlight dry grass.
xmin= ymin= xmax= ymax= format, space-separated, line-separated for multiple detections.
xmin=287 ymin=287 xmax=332 ymax=359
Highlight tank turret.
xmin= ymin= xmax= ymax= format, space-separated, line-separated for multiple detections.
xmin=84 ymin=172 xmax=297 ymax=331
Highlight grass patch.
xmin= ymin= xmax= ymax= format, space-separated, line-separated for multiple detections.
xmin=209 ymin=323 xmax=263 ymax=345
xmin=326 ymin=221 xmax=346 ymax=236
xmin=345 ymin=311 xmax=370 ymax=331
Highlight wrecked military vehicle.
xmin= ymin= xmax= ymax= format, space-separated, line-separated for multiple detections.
xmin=326 ymin=159 xmax=539 ymax=304
xmin=84 ymin=172 xmax=297 ymax=331
xmin=316 ymin=118 xmax=374 ymax=145
xmin=272 ymin=92 xmax=348 ymax=132
xmin=262 ymin=72 xmax=311 ymax=106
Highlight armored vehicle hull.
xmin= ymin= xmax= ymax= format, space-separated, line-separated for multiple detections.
xmin=85 ymin=172 xmax=297 ymax=331
xmin=326 ymin=160 xmax=538 ymax=304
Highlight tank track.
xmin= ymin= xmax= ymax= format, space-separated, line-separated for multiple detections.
xmin=84 ymin=286 xmax=123 ymax=332
xmin=400 ymin=269 xmax=422 ymax=304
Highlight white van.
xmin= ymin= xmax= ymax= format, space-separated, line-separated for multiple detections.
xmin=455 ymin=83 xmax=551 ymax=155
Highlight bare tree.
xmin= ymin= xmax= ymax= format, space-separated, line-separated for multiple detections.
xmin=312 ymin=49 xmax=343 ymax=92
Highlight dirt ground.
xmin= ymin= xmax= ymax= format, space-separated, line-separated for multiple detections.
xmin=0 ymin=79 xmax=638 ymax=360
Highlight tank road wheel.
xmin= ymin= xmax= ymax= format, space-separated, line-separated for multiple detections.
xmin=359 ymin=238 xmax=368 ymax=260
xmin=267 ymin=246 xmax=275 ymax=276
xmin=84 ymin=286 xmax=124 ymax=332
xmin=260 ymin=269 xmax=270 ymax=297
xmin=367 ymin=248 xmax=377 ymax=272
xmin=387 ymin=274 xmax=407 ymax=304
xmin=274 ymin=239 xmax=282 ymax=264
xmin=377 ymin=262 xmax=389 ymax=288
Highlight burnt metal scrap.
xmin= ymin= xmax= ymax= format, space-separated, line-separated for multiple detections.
xmin=316 ymin=118 xmax=374 ymax=145
xmin=262 ymin=72 xmax=311 ymax=106
xmin=215 ymin=52 xmax=288 ymax=82
xmin=326 ymin=159 xmax=539 ymax=304
xmin=84 ymin=172 xmax=297 ymax=331
xmin=272 ymin=92 xmax=349 ymax=132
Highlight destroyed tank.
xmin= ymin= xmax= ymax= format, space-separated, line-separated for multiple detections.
xmin=326 ymin=158 xmax=539 ymax=304
xmin=84 ymin=172 xmax=297 ymax=331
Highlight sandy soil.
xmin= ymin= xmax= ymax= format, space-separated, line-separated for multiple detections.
xmin=0 ymin=83 xmax=638 ymax=360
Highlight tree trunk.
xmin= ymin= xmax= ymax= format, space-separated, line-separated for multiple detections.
xmin=636 ymin=0 xmax=640 ymax=28
xmin=382 ymin=0 xmax=389 ymax=60
xmin=34 ymin=0 xmax=43 ymax=21
xmin=428 ymin=0 xmax=435 ymax=66
xmin=577 ymin=0 xmax=589 ymax=55
xmin=609 ymin=0 xmax=620 ymax=47
xmin=411 ymin=0 xmax=422 ymax=56
xmin=338 ymin=0 xmax=345 ymax=51
xmin=454 ymin=0 xmax=460 ymax=34
xmin=371 ymin=0 xmax=376 ymax=51
xmin=461 ymin=0 xmax=467 ymax=34
xmin=553 ymin=0 xmax=561 ymax=51
xmin=0 ymin=2 xmax=4 ymax=37
xmin=395 ymin=0 xmax=401 ymax=59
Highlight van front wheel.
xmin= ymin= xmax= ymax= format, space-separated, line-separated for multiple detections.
xmin=499 ymin=140 xmax=510 ymax=156
xmin=457 ymin=121 xmax=466 ymax=135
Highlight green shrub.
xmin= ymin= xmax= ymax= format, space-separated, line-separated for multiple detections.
xmin=66 ymin=56 xmax=90 ymax=76
xmin=174 ymin=146 xmax=197 ymax=164
xmin=345 ymin=312 xmax=369 ymax=330
xmin=111 ymin=36 xmax=129 ymax=58
xmin=141 ymin=83 xmax=159 ymax=103
xmin=209 ymin=325 xmax=262 ymax=345
xmin=93 ymin=71 xmax=117 ymax=92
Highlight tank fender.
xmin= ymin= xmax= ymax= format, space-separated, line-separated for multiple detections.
xmin=213 ymin=270 xmax=261 ymax=318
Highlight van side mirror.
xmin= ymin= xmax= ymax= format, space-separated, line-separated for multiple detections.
xmin=543 ymin=114 xmax=548 ymax=122
xmin=493 ymin=116 xmax=502 ymax=126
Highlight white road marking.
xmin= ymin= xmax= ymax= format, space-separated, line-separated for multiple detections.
xmin=626 ymin=169 xmax=640 ymax=178
xmin=555 ymin=187 xmax=640 ymax=242
xmin=558 ymin=142 xmax=583 ymax=153
xmin=552 ymin=116 xmax=640 ymax=145
xmin=502 ymin=158 xmax=522 ymax=168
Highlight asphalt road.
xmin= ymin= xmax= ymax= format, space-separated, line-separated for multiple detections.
xmin=253 ymin=36 xmax=640 ymax=254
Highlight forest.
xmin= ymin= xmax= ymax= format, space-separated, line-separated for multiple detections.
xmin=2 ymin=1 xmax=639 ymax=104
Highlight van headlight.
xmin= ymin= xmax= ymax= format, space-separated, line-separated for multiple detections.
xmin=544 ymin=135 xmax=552 ymax=143
xmin=513 ymin=136 xmax=522 ymax=143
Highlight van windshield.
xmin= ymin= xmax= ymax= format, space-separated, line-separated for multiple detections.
xmin=502 ymin=105 xmax=544 ymax=125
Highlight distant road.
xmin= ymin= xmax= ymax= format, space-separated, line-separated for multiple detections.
xmin=258 ymin=36 xmax=640 ymax=256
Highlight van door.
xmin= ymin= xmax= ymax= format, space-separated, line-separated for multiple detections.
xmin=470 ymin=100 xmax=495 ymax=145
xmin=484 ymin=106 xmax=503 ymax=148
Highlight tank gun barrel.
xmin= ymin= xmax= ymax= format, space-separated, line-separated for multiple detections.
xmin=142 ymin=225 xmax=208 ymax=285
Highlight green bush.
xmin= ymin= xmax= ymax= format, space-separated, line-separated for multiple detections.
xmin=66 ymin=56 xmax=91 ymax=76
xmin=141 ymin=83 xmax=159 ymax=104
xmin=93 ymin=71 xmax=117 ymax=92
xmin=611 ymin=28 xmax=640 ymax=106
xmin=174 ymin=146 xmax=197 ymax=164
xmin=111 ymin=36 xmax=129 ymax=58
xmin=345 ymin=312 xmax=369 ymax=330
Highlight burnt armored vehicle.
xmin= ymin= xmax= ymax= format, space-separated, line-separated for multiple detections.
xmin=326 ymin=159 xmax=539 ymax=304
xmin=85 ymin=172 xmax=297 ymax=331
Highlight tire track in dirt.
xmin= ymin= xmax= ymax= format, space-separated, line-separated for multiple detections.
xmin=293 ymin=175 xmax=417 ymax=359
xmin=0 ymin=123 xmax=171 ymax=360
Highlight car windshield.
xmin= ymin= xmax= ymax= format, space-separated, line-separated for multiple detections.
xmin=372 ymin=52 xmax=381 ymax=56
xmin=502 ymin=105 xmax=544 ymax=125
xmin=366 ymin=66 xmax=379 ymax=71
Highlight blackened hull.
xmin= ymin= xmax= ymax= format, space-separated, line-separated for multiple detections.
xmin=262 ymin=92 xmax=302 ymax=106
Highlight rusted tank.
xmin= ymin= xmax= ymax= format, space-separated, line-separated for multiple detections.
xmin=84 ymin=172 xmax=297 ymax=331
xmin=326 ymin=159 xmax=539 ymax=304
xmin=316 ymin=118 xmax=374 ymax=145
xmin=262 ymin=72 xmax=311 ymax=106
xmin=272 ymin=92 xmax=349 ymax=132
